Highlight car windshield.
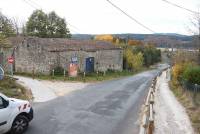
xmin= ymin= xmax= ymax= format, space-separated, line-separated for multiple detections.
xmin=0 ymin=92 xmax=9 ymax=101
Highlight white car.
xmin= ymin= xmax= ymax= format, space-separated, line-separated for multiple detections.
xmin=0 ymin=93 xmax=33 ymax=134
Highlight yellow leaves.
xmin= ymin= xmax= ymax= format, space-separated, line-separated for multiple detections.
xmin=172 ymin=62 xmax=192 ymax=82
xmin=172 ymin=63 xmax=184 ymax=81
xmin=132 ymin=52 xmax=144 ymax=71
xmin=124 ymin=49 xmax=144 ymax=71
xmin=94 ymin=35 xmax=114 ymax=42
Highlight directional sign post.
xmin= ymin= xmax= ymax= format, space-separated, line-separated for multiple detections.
xmin=0 ymin=66 xmax=4 ymax=80
xmin=8 ymin=57 xmax=14 ymax=76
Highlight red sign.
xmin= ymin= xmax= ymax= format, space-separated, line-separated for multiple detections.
xmin=8 ymin=57 xmax=14 ymax=64
xmin=68 ymin=63 xmax=78 ymax=77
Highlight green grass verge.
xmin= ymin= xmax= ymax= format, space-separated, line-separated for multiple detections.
xmin=15 ymin=67 xmax=150 ymax=82
xmin=0 ymin=76 xmax=30 ymax=100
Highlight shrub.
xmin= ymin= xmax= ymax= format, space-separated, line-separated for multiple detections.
xmin=51 ymin=66 xmax=64 ymax=76
xmin=172 ymin=62 xmax=192 ymax=81
xmin=183 ymin=66 xmax=200 ymax=85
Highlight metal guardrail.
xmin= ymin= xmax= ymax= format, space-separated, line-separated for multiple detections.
xmin=140 ymin=77 xmax=157 ymax=134
xmin=140 ymin=69 xmax=166 ymax=134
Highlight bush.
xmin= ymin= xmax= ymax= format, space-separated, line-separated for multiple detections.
xmin=51 ymin=66 xmax=64 ymax=76
xmin=183 ymin=66 xmax=200 ymax=85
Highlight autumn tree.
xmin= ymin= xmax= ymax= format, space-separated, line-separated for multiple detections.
xmin=124 ymin=48 xmax=144 ymax=71
xmin=94 ymin=35 xmax=114 ymax=42
xmin=128 ymin=39 xmax=143 ymax=46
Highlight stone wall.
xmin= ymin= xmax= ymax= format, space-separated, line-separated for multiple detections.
xmin=14 ymin=40 xmax=123 ymax=75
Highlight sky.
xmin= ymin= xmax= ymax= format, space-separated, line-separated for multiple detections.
xmin=0 ymin=0 xmax=199 ymax=35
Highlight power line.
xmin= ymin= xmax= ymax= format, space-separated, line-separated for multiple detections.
xmin=106 ymin=0 xmax=155 ymax=33
xmin=27 ymin=0 xmax=42 ymax=9
xmin=21 ymin=0 xmax=82 ymax=34
xmin=161 ymin=0 xmax=198 ymax=14
xmin=22 ymin=0 xmax=38 ymax=9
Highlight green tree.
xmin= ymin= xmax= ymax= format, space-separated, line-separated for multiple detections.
xmin=26 ymin=10 xmax=71 ymax=38
xmin=26 ymin=10 xmax=48 ymax=37
xmin=0 ymin=12 xmax=15 ymax=37
xmin=48 ymin=11 xmax=71 ymax=38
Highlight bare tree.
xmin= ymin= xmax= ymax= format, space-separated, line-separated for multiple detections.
xmin=11 ymin=17 xmax=26 ymax=36
xmin=189 ymin=11 xmax=200 ymax=49
xmin=11 ymin=17 xmax=20 ymax=36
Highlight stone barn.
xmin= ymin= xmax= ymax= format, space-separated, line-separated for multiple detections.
xmin=9 ymin=37 xmax=123 ymax=75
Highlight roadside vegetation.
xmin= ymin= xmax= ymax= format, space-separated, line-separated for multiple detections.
xmin=170 ymin=50 xmax=200 ymax=133
xmin=0 ymin=76 xmax=31 ymax=100
xmin=15 ymin=68 xmax=151 ymax=82
xmin=95 ymin=34 xmax=161 ymax=71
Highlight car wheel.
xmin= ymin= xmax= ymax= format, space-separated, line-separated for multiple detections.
xmin=10 ymin=115 xmax=29 ymax=134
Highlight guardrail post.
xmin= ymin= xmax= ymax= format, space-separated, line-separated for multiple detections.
xmin=148 ymin=104 xmax=154 ymax=134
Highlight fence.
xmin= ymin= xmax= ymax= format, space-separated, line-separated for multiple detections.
xmin=181 ymin=81 xmax=200 ymax=92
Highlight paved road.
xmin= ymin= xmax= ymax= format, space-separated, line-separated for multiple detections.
xmin=25 ymin=70 xmax=160 ymax=134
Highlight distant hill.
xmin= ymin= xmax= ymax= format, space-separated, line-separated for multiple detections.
xmin=72 ymin=33 xmax=192 ymax=41
xmin=72 ymin=33 xmax=194 ymax=48
xmin=71 ymin=34 xmax=93 ymax=40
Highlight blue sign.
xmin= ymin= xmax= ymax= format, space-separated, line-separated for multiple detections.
xmin=71 ymin=54 xmax=78 ymax=64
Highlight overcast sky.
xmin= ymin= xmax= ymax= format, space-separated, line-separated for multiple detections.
xmin=0 ymin=0 xmax=199 ymax=35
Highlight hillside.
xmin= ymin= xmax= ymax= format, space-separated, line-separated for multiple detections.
xmin=72 ymin=33 xmax=194 ymax=48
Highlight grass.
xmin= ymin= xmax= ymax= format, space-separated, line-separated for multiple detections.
xmin=0 ymin=76 xmax=31 ymax=100
xmin=15 ymin=67 xmax=150 ymax=82
xmin=169 ymin=80 xmax=200 ymax=133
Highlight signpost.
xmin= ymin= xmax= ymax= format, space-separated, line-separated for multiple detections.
xmin=8 ymin=56 xmax=14 ymax=76
xmin=0 ymin=66 xmax=4 ymax=80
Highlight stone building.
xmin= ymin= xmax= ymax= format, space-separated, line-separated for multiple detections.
xmin=8 ymin=37 xmax=123 ymax=75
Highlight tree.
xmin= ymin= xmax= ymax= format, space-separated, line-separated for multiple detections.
xmin=189 ymin=11 xmax=200 ymax=49
xmin=188 ymin=11 xmax=200 ymax=64
xmin=47 ymin=11 xmax=71 ymax=38
xmin=94 ymin=35 xmax=114 ymax=42
xmin=123 ymin=48 xmax=144 ymax=71
xmin=132 ymin=52 xmax=144 ymax=71
xmin=128 ymin=39 xmax=143 ymax=46
xmin=26 ymin=10 xmax=71 ymax=38
xmin=0 ymin=12 xmax=15 ymax=37
xmin=26 ymin=10 xmax=48 ymax=37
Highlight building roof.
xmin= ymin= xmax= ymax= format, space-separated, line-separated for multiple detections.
xmin=8 ymin=37 xmax=122 ymax=52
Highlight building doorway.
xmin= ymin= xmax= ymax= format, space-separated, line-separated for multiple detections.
xmin=85 ymin=57 xmax=94 ymax=73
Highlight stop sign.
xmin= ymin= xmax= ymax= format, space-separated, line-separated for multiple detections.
xmin=8 ymin=57 xmax=14 ymax=64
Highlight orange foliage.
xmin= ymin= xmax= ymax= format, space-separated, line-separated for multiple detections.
xmin=94 ymin=35 xmax=114 ymax=42
xmin=128 ymin=40 xmax=143 ymax=46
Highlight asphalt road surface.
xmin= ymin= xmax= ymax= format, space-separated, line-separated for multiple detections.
xmin=25 ymin=70 xmax=160 ymax=134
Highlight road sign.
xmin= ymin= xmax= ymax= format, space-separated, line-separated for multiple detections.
xmin=0 ymin=66 xmax=4 ymax=80
xmin=8 ymin=57 xmax=14 ymax=64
